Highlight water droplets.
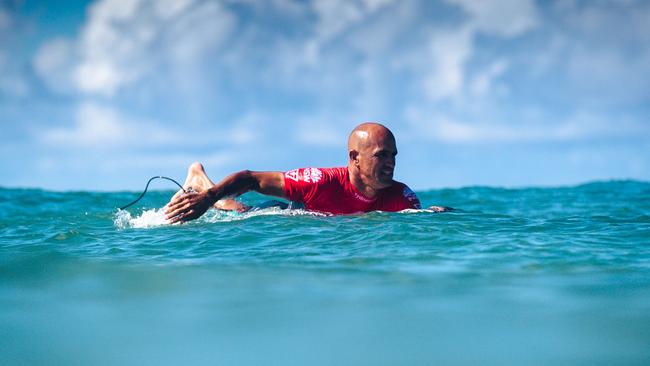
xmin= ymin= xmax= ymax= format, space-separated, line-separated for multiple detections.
xmin=114 ymin=208 xmax=168 ymax=229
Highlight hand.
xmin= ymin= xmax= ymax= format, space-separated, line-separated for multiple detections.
xmin=164 ymin=191 xmax=213 ymax=224
xmin=428 ymin=205 xmax=454 ymax=212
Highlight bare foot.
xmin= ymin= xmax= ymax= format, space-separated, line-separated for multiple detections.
xmin=214 ymin=199 xmax=250 ymax=212
xmin=169 ymin=162 xmax=212 ymax=201
xmin=168 ymin=162 xmax=250 ymax=212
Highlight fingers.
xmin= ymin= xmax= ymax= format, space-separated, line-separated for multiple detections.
xmin=165 ymin=195 xmax=187 ymax=211
xmin=165 ymin=199 xmax=185 ymax=215
xmin=165 ymin=201 xmax=193 ymax=220
xmin=165 ymin=192 xmax=195 ymax=213
xmin=165 ymin=201 xmax=191 ymax=222
xmin=167 ymin=208 xmax=195 ymax=224
xmin=168 ymin=214 xmax=182 ymax=224
xmin=165 ymin=198 xmax=200 ymax=224
xmin=164 ymin=191 xmax=206 ymax=224
xmin=165 ymin=206 xmax=185 ymax=221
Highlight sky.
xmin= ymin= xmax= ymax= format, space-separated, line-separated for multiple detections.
xmin=0 ymin=0 xmax=648 ymax=191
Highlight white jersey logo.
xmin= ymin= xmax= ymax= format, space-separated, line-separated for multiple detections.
xmin=285 ymin=168 xmax=323 ymax=183
xmin=285 ymin=169 xmax=300 ymax=182
xmin=303 ymin=168 xmax=322 ymax=183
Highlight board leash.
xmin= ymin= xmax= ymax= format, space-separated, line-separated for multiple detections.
xmin=119 ymin=176 xmax=186 ymax=210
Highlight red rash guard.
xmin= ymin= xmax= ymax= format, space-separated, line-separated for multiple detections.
xmin=283 ymin=167 xmax=421 ymax=215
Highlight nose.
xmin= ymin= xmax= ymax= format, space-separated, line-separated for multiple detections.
xmin=386 ymin=155 xmax=395 ymax=168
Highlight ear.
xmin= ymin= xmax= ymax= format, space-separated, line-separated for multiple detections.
xmin=349 ymin=150 xmax=359 ymax=165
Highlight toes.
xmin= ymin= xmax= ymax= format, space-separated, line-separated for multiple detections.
xmin=188 ymin=162 xmax=205 ymax=175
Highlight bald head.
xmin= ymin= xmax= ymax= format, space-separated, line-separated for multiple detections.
xmin=347 ymin=122 xmax=395 ymax=152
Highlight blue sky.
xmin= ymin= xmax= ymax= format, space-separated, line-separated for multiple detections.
xmin=1 ymin=0 xmax=648 ymax=191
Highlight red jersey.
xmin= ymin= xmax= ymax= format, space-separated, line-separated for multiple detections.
xmin=283 ymin=167 xmax=421 ymax=215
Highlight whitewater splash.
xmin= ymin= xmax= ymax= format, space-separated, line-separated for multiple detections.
xmin=114 ymin=206 xmax=330 ymax=229
xmin=114 ymin=207 xmax=444 ymax=229
xmin=114 ymin=208 xmax=168 ymax=229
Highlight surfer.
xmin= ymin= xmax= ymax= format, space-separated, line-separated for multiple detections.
xmin=165 ymin=122 xmax=449 ymax=223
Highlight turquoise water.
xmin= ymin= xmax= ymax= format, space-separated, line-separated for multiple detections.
xmin=1 ymin=181 xmax=649 ymax=365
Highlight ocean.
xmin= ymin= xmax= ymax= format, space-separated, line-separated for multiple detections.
xmin=1 ymin=180 xmax=649 ymax=365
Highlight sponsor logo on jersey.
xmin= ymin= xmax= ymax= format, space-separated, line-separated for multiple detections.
xmin=352 ymin=191 xmax=375 ymax=203
xmin=403 ymin=186 xmax=421 ymax=209
xmin=303 ymin=167 xmax=322 ymax=183
xmin=285 ymin=169 xmax=300 ymax=182
xmin=285 ymin=168 xmax=323 ymax=184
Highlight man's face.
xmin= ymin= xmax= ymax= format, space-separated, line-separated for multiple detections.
xmin=357 ymin=132 xmax=397 ymax=190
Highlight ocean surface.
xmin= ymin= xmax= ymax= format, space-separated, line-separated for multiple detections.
xmin=1 ymin=180 xmax=649 ymax=365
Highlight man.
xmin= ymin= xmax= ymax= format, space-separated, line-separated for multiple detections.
xmin=165 ymin=122 xmax=445 ymax=223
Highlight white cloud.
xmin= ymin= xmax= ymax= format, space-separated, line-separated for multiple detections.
xmin=72 ymin=0 xmax=142 ymax=95
xmin=470 ymin=59 xmax=509 ymax=96
xmin=561 ymin=2 xmax=650 ymax=105
xmin=313 ymin=0 xmax=364 ymax=41
xmin=0 ymin=74 xmax=29 ymax=97
xmin=418 ymin=117 xmax=543 ymax=143
xmin=0 ymin=10 xmax=28 ymax=98
xmin=527 ymin=33 xmax=568 ymax=77
xmin=38 ymin=102 xmax=271 ymax=151
xmin=101 ymin=150 xmax=233 ymax=170
xmin=154 ymin=0 xmax=193 ymax=19
xmin=201 ymin=151 xmax=235 ymax=168
xmin=27 ymin=3 xmax=650 ymax=148
xmin=312 ymin=0 xmax=394 ymax=42
xmin=295 ymin=118 xmax=345 ymax=147
xmin=227 ymin=112 xmax=266 ymax=145
xmin=302 ymin=0 xmax=395 ymax=65
xmin=424 ymin=27 xmax=473 ymax=101
xmin=405 ymin=106 xmax=650 ymax=144
xmin=33 ymin=38 xmax=76 ymax=93
xmin=42 ymin=102 xmax=176 ymax=148
xmin=422 ymin=0 xmax=538 ymax=102
xmin=44 ymin=102 xmax=127 ymax=146
xmin=447 ymin=0 xmax=539 ymax=37
xmin=0 ymin=8 xmax=11 ymax=30
xmin=35 ymin=0 xmax=236 ymax=97
xmin=0 ymin=52 xmax=28 ymax=97
xmin=0 ymin=50 xmax=29 ymax=97
xmin=164 ymin=1 xmax=235 ymax=66
xmin=32 ymin=149 xmax=235 ymax=191
xmin=5 ymin=0 xmax=650 ymax=189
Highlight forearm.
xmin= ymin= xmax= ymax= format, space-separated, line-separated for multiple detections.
xmin=165 ymin=169 xmax=284 ymax=223
xmin=205 ymin=170 xmax=284 ymax=204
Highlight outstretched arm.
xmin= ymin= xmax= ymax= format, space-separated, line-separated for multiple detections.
xmin=165 ymin=170 xmax=285 ymax=223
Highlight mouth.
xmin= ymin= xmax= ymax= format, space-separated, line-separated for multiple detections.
xmin=381 ymin=169 xmax=394 ymax=177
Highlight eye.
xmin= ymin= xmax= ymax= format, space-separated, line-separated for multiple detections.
xmin=374 ymin=151 xmax=397 ymax=159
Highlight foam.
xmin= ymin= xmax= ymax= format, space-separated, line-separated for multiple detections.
xmin=399 ymin=208 xmax=450 ymax=214
xmin=114 ymin=206 xmax=329 ymax=229
xmin=114 ymin=208 xmax=169 ymax=229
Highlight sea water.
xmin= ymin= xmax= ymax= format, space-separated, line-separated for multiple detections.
xmin=1 ymin=181 xmax=649 ymax=365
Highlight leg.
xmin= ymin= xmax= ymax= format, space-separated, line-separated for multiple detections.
xmin=169 ymin=162 xmax=250 ymax=212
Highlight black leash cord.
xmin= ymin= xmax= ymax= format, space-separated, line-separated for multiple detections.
xmin=119 ymin=176 xmax=186 ymax=210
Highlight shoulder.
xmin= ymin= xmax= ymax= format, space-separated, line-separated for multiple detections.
xmin=308 ymin=167 xmax=346 ymax=183
xmin=382 ymin=181 xmax=421 ymax=209
xmin=386 ymin=180 xmax=409 ymax=194
xmin=397 ymin=181 xmax=418 ymax=200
